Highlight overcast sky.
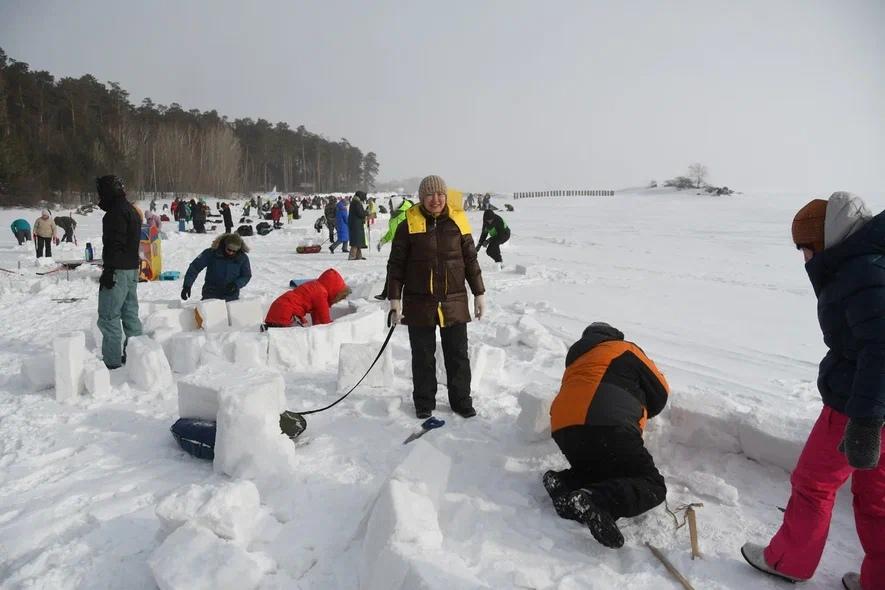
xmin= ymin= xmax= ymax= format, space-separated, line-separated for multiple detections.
xmin=2 ymin=0 xmax=883 ymax=193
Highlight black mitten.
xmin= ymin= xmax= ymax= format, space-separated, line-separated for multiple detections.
xmin=99 ymin=269 xmax=115 ymax=290
xmin=840 ymin=417 xmax=884 ymax=469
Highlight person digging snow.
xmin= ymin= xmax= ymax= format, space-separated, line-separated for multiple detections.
xmin=386 ymin=174 xmax=486 ymax=419
xmin=742 ymin=192 xmax=885 ymax=590
xmin=10 ymin=218 xmax=31 ymax=245
xmin=96 ymin=175 xmax=143 ymax=370
xmin=263 ymin=268 xmax=351 ymax=328
xmin=477 ymin=209 xmax=510 ymax=265
xmin=544 ymin=322 xmax=669 ymax=549
xmin=181 ymin=233 xmax=252 ymax=302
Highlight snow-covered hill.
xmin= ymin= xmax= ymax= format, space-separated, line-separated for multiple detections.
xmin=0 ymin=190 xmax=876 ymax=589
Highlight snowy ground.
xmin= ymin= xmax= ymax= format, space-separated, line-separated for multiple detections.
xmin=0 ymin=189 xmax=879 ymax=589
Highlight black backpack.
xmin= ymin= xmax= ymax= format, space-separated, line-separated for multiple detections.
xmin=236 ymin=224 xmax=254 ymax=236
xmin=256 ymin=221 xmax=272 ymax=236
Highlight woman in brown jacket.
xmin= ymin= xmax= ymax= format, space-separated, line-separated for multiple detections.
xmin=386 ymin=175 xmax=486 ymax=419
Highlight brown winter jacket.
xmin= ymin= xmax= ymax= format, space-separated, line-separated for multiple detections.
xmin=33 ymin=216 xmax=56 ymax=239
xmin=387 ymin=204 xmax=484 ymax=327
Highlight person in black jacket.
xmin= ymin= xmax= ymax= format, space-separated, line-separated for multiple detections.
xmin=221 ymin=202 xmax=234 ymax=234
xmin=477 ymin=209 xmax=510 ymax=264
xmin=742 ymin=193 xmax=885 ymax=589
xmin=95 ymin=175 xmax=143 ymax=369
xmin=323 ymin=197 xmax=337 ymax=244
xmin=348 ymin=191 xmax=368 ymax=260
xmin=192 ymin=200 xmax=207 ymax=233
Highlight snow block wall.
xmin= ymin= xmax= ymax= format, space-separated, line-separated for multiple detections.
xmin=177 ymin=361 xmax=242 ymax=420
xmin=213 ymin=368 xmax=296 ymax=487
xmin=226 ymin=298 xmax=264 ymax=329
xmin=54 ymin=331 xmax=86 ymax=402
xmin=337 ymin=342 xmax=393 ymax=392
xmin=167 ymin=333 xmax=207 ymax=374
xmin=126 ymin=335 xmax=174 ymax=392
xmin=516 ymin=387 xmax=553 ymax=442
xmin=359 ymin=440 xmax=484 ymax=590
xmin=268 ymin=306 xmax=385 ymax=372
xmin=233 ymin=333 xmax=268 ymax=367
xmin=195 ymin=299 xmax=228 ymax=332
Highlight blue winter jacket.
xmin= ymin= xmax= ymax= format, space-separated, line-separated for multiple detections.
xmin=335 ymin=200 xmax=350 ymax=242
xmin=183 ymin=247 xmax=252 ymax=301
xmin=11 ymin=219 xmax=30 ymax=233
xmin=806 ymin=211 xmax=885 ymax=418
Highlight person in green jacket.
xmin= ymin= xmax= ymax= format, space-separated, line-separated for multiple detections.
xmin=10 ymin=219 xmax=31 ymax=245
xmin=374 ymin=198 xmax=413 ymax=300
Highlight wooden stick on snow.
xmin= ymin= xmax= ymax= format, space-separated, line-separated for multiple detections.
xmin=646 ymin=543 xmax=695 ymax=590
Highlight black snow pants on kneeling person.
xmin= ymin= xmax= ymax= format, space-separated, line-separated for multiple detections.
xmin=551 ymin=425 xmax=666 ymax=519
xmin=408 ymin=323 xmax=473 ymax=414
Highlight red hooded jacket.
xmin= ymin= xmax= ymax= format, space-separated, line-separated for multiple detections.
xmin=264 ymin=268 xmax=348 ymax=326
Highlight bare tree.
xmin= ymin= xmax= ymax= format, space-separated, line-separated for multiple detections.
xmin=688 ymin=163 xmax=709 ymax=189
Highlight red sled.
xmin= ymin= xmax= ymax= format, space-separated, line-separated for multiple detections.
xmin=296 ymin=245 xmax=322 ymax=254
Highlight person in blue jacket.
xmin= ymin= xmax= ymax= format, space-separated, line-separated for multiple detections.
xmin=181 ymin=233 xmax=251 ymax=302
xmin=329 ymin=199 xmax=350 ymax=254
xmin=10 ymin=219 xmax=31 ymax=245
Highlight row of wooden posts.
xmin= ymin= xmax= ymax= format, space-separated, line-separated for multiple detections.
xmin=512 ymin=190 xmax=614 ymax=199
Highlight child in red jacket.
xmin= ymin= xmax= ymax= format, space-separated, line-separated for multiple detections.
xmin=264 ymin=268 xmax=350 ymax=327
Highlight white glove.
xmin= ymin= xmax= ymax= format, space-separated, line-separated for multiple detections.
xmin=389 ymin=299 xmax=402 ymax=326
xmin=474 ymin=294 xmax=486 ymax=320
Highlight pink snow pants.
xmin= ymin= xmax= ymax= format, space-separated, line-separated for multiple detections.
xmin=764 ymin=406 xmax=885 ymax=589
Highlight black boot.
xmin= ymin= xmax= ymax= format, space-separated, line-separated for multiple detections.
xmin=567 ymin=489 xmax=624 ymax=548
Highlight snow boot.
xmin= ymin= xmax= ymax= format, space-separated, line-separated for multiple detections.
xmin=567 ymin=488 xmax=624 ymax=548
xmin=842 ymin=573 xmax=861 ymax=590
xmin=543 ymin=471 xmax=579 ymax=521
xmin=740 ymin=543 xmax=808 ymax=583
xmin=454 ymin=406 xmax=476 ymax=418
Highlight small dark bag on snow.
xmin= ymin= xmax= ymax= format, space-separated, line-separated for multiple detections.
xmin=256 ymin=221 xmax=272 ymax=236
xmin=170 ymin=418 xmax=216 ymax=460
xmin=236 ymin=224 xmax=254 ymax=236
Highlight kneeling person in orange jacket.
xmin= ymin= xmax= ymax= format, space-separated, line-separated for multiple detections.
xmin=264 ymin=268 xmax=351 ymax=327
xmin=544 ymin=322 xmax=669 ymax=549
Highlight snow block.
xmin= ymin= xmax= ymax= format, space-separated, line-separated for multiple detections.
xmin=127 ymin=335 xmax=174 ymax=392
xmin=195 ymin=299 xmax=229 ymax=332
xmin=226 ymin=298 xmax=264 ymax=329
xmin=167 ymin=332 xmax=206 ymax=374
xmin=54 ymin=331 xmax=86 ymax=402
xmin=267 ymin=326 xmax=312 ymax=371
xmin=360 ymin=440 xmax=480 ymax=590
xmin=144 ymin=307 xmax=197 ymax=334
xmin=149 ymin=523 xmax=274 ymax=590
xmin=516 ymin=387 xmax=553 ymax=442
xmin=156 ymin=484 xmax=215 ymax=537
xmin=195 ymin=480 xmax=261 ymax=543
xmin=492 ymin=324 xmax=519 ymax=347
xmin=213 ymin=368 xmax=296 ymax=484
xmin=83 ymin=362 xmax=111 ymax=398
xmin=177 ymin=362 xmax=237 ymax=420
xmin=233 ymin=333 xmax=268 ymax=367
xmin=21 ymin=352 xmax=54 ymax=392
xmin=470 ymin=344 xmax=506 ymax=390
xmin=517 ymin=315 xmax=566 ymax=354
xmin=337 ymin=342 xmax=393 ymax=392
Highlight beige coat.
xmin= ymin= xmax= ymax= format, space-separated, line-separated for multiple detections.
xmin=33 ymin=217 xmax=56 ymax=239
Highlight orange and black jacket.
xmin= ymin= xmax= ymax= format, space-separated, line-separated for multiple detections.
xmin=551 ymin=323 xmax=669 ymax=435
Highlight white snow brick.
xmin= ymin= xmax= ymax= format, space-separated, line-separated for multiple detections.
xmin=195 ymin=299 xmax=229 ymax=332
xmin=233 ymin=333 xmax=268 ymax=367
xmin=21 ymin=352 xmax=54 ymax=392
xmin=176 ymin=362 xmax=241 ymax=420
xmin=517 ymin=315 xmax=566 ymax=354
xmin=195 ymin=480 xmax=261 ymax=543
xmin=470 ymin=344 xmax=506 ymax=390
xmin=167 ymin=332 xmax=206 ymax=374
xmin=516 ymin=388 xmax=553 ymax=442
xmin=393 ymin=439 xmax=451 ymax=509
xmin=493 ymin=324 xmax=519 ymax=347
xmin=267 ymin=326 xmax=312 ymax=371
xmin=226 ymin=298 xmax=264 ymax=329
xmin=337 ymin=342 xmax=393 ymax=392
xmin=213 ymin=369 xmax=296 ymax=483
xmin=83 ymin=362 xmax=111 ymax=398
xmin=143 ymin=308 xmax=197 ymax=334
xmin=149 ymin=523 xmax=274 ymax=590
xmin=156 ymin=484 xmax=215 ymax=537
xmin=127 ymin=335 xmax=174 ymax=392
xmin=54 ymin=331 xmax=86 ymax=401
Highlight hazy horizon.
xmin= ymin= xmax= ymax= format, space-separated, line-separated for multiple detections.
xmin=2 ymin=0 xmax=882 ymax=194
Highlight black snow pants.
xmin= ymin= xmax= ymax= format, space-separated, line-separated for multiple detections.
xmin=485 ymin=227 xmax=510 ymax=263
xmin=36 ymin=236 xmax=52 ymax=258
xmin=551 ymin=425 xmax=666 ymax=519
xmin=408 ymin=323 xmax=473 ymax=414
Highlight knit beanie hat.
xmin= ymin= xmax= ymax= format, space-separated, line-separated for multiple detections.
xmin=792 ymin=199 xmax=828 ymax=253
xmin=418 ymin=175 xmax=447 ymax=198
xmin=41 ymin=209 xmax=50 ymax=217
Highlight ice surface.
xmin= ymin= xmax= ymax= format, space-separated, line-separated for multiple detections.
xmin=149 ymin=523 xmax=274 ymax=590
xmin=126 ymin=335 xmax=174 ymax=392
xmin=226 ymin=298 xmax=264 ymax=329
xmin=53 ymin=331 xmax=85 ymax=401
xmin=337 ymin=342 xmax=393 ymax=392
xmin=21 ymin=352 xmax=54 ymax=392
xmin=195 ymin=299 xmax=228 ymax=332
